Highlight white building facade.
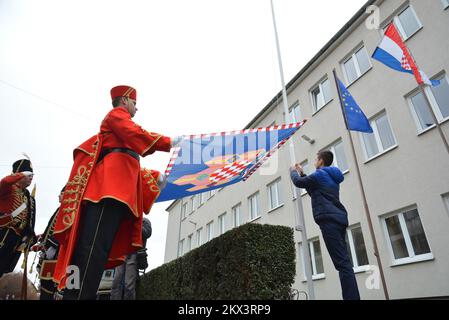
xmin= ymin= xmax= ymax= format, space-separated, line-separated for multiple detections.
xmin=164 ymin=0 xmax=449 ymax=299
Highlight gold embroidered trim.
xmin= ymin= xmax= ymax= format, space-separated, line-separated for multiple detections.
xmin=83 ymin=196 xmax=139 ymax=218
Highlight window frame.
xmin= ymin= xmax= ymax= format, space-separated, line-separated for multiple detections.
xmin=178 ymin=239 xmax=184 ymax=257
xmin=299 ymin=239 xmax=326 ymax=281
xmin=429 ymin=73 xmax=449 ymax=122
xmin=187 ymin=233 xmax=193 ymax=252
xmin=189 ymin=196 xmax=196 ymax=214
xmin=288 ymin=101 xmax=302 ymax=123
xmin=248 ymin=192 xmax=260 ymax=221
xmin=381 ymin=207 xmax=433 ymax=266
xmin=267 ymin=178 xmax=283 ymax=211
xmin=218 ymin=212 xmax=227 ymax=235
xmin=232 ymin=203 xmax=242 ymax=228
xmin=346 ymin=224 xmax=370 ymax=273
xmin=206 ymin=221 xmax=214 ymax=241
xmin=299 ymin=159 xmax=313 ymax=196
xmin=181 ymin=202 xmax=187 ymax=220
xmin=341 ymin=45 xmax=372 ymax=86
xmin=407 ymin=76 xmax=449 ymax=134
xmin=310 ymin=77 xmax=332 ymax=113
xmin=322 ymin=139 xmax=349 ymax=173
xmin=196 ymin=227 xmax=203 ymax=247
xmin=393 ymin=5 xmax=423 ymax=41
xmin=359 ymin=111 xmax=397 ymax=161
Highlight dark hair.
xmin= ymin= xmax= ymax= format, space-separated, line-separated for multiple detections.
xmin=112 ymin=97 xmax=124 ymax=107
xmin=317 ymin=150 xmax=334 ymax=167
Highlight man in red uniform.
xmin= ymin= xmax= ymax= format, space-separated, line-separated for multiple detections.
xmin=0 ymin=159 xmax=36 ymax=278
xmin=53 ymin=85 xmax=177 ymax=299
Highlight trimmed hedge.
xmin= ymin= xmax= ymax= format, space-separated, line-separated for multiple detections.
xmin=137 ymin=223 xmax=295 ymax=299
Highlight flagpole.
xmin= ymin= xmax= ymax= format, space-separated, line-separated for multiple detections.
xmin=383 ymin=23 xmax=449 ymax=155
xmin=270 ymin=0 xmax=315 ymax=300
xmin=332 ymin=69 xmax=390 ymax=300
xmin=406 ymin=32 xmax=449 ymax=154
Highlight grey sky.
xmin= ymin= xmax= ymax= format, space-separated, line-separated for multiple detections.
xmin=0 ymin=0 xmax=367 ymax=280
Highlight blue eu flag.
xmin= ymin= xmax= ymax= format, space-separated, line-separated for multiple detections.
xmin=336 ymin=78 xmax=373 ymax=133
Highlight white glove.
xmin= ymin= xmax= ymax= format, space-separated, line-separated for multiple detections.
xmin=171 ymin=136 xmax=184 ymax=148
xmin=21 ymin=171 xmax=33 ymax=177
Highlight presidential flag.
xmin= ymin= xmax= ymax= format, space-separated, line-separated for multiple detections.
xmin=156 ymin=122 xmax=306 ymax=202
xmin=336 ymin=77 xmax=373 ymax=133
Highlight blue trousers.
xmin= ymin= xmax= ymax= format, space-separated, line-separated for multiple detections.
xmin=319 ymin=221 xmax=360 ymax=300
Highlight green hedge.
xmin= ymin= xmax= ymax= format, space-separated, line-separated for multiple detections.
xmin=137 ymin=223 xmax=296 ymax=299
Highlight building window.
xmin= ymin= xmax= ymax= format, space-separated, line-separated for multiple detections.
xmin=178 ymin=239 xmax=184 ymax=257
xmin=382 ymin=208 xmax=432 ymax=265
xmin=267 ymin=178 xmax=283 ymax=210
xmin=206 ymin=221 xmax=214 ymax=241
xmin=199 ymin=191 xmax=209 ymax=206
xmin=181 ymin=202 xmax=187 ymax=220
xmin=187 ymin=234 xmax=193 ymax=252
xmin=409 ymin=76 xmax=449 ymax=133
xmin=289 ymin=102 xmax=302 ymax=123
xmin=324 ymin=139 xmax=349 ymax=172
xmin=342 ymin=46 xmax=371 ymax=85
xmin=360 ymin=111 xmax=396 ymax=160
xmin=218 ymin=213 xmax=226 ymax=235
xmin=299 ymin=239 xmax=325 ymax=279
xmin=409 ymin=90 xmax=436 ymax=132
xmin=196 ymin=228 xmax=203 ymax=247
xmin=248 ymin=192 xmax=260 ymax=221
xmin=310 ymin=77 xmax=332 ymax=112
xmin=430 ymin=75 xmax=449 ymax=120
xmin=345 ymin=224 xmax=369 ymax=271
xmin=232 ymin=204 xmax=242 ymax=228
xmin=394 ymin=5 xmax=423 ymax=40
xmin=299 ymin=160 xmax=314 ymax=196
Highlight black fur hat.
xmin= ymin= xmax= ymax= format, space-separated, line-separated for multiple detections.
xmin=12 ymin=159 xmax=33 ymax=173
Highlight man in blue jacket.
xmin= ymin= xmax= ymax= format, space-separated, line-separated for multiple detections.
xmin=290 ymin=150 xmax=360 ymax=300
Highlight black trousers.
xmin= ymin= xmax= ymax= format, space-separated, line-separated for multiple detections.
xmin=0 ymin=228 xmax=21 ymax=278
xmin=319 ymin=220 xmax=360 ymax=300
xmin=63 ymin=199 xmax=127 ymax=300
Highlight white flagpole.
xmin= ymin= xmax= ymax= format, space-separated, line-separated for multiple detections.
xmin=270 ymin=0 xmax=315 ymax=300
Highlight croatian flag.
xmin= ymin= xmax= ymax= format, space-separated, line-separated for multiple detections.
xmin=372 ymin=24 xmax=440 ymax=86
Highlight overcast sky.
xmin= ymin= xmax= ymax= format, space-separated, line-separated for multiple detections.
xmin=0 ymin=0 xmax=367 ymax=281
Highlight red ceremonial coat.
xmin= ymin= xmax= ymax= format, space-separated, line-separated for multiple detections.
xmin=0 ymin=173 xmax=32 ymax=236
xmin=53 ymin=106 xmax=171 ymax=291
